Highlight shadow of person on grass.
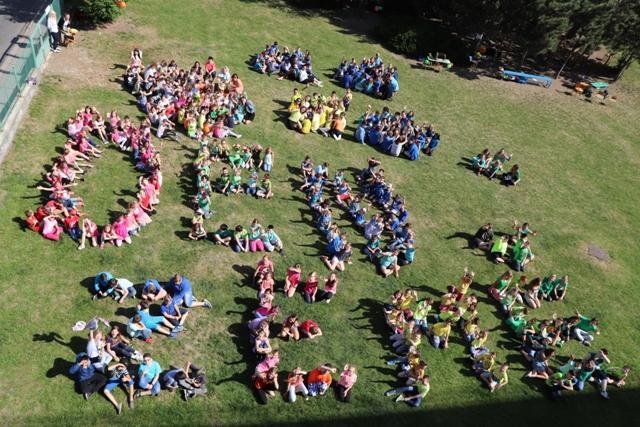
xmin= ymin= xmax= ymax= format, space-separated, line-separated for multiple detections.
xmin=33 ymin=332 xmax=87 ymax=354
xmin=232 ymin=264 xmax=255 ymax=288
xmin=218 ymin=296 xmax=263 ymax=402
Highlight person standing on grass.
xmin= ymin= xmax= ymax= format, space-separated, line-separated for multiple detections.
xmin=69 ymin=354 xmax=107 ymax=400
xmin=47 ymin=10 xmax=61 ymax=53
xmin=135 ymin=354 xmax=162 ymax=398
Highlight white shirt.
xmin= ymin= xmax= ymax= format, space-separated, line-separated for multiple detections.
xmin=47 ymin=18 xmax=58 ymax=33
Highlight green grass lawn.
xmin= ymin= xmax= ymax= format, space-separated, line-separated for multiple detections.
xmin=1 ymin=0 xmax=640 ymax=425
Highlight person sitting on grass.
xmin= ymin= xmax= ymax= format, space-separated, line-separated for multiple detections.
xmin=105 ymin=325 xmax=142 ymax=362
xmin=302 ymin=272 xmax=319 ymax=304
xmin=320 ymin=242 xmax=352 ymax=272
xmin=307 ymin=363 xmax=336 ymax=397
xmin=166 ymin=274 xmax=212 ymax=309
xmin=479 ymin=362 xmax=509 ymax=392
xmin=188 ymin=210 xmax=207 ymax=240
xmin=286 ymin=367 xmax=309 ymax=403
xmin=279 ymin=314 xmax=300 ymax=341
xmin=141 ymin=279 xmax=166 ymax=302
xmin=212 ymin=223 xmax=234 ymax=246
xmin=69 ymin=353 xmax=107 ymax=401
xmin=93 ymin=271 xmax=114 ymax=300
xmin=284 ymin=264 xmax=302 ymax=298
xmin=103 ymin=363 xmax=135 ymax=414
xmin=254 ymin=367 xmax=280 ymax=405
xmin=384 ymin=376 xmax=430 ymax=407
xmin=135 ymin=353 xmax=162 ymax=399
xmin=161 ymin=295 xmax=189 ymax=327
xmin=378 ymin=250 xmax=400 ymax=278
xmin=502 ymin=164 xmax=521 ymax=186
xmin=109 ymin=278 xmax=137 ymax=304
xmin=429 ymin=319 xmax=452 ymax=349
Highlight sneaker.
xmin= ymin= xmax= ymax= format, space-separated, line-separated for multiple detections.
xmin=78 ymin=244 xmax=85 ymax=250
xmin=92 ymin=294 xmax=98 ymax=301
xmin=279 ymin=249 xmax=286 ymax=257
xmin=383 ymin=390 xmax=392 ymax=396
xmin=394 ymin=395 xmax=404 ymax=402
xmin=83 ymin=392 xmax=91 ymax=400
xmin=116 ymin=403 xmax=123 ymax=415
xmin=134 ymin=390 xmax=141 ymax=399
xmin=173 ymin=325 xmax=184 ymax=332
xmin=128 ymin=399 xmax=134 ymax=409
xmin=144 ymin=337 xmax=154 ymax=344
xmin=600 ymin=390 xmax=609 ymax=400
xmin=203 ymin=299 xmax=212 ymax=309
xmin=183 ymin=389 xmax=189 ymax=400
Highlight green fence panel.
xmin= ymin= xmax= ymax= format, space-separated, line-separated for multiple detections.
xmin=0 ymin=0 xmax=63 ymax=128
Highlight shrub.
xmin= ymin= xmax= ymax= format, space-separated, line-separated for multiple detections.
xmin=390 ymin=30 xmax=418 ymax=56
xmin=78 ymin=0 xmax=122 ymax=26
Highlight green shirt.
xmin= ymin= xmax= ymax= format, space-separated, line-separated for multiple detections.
xmin=231 ymin=175 xmax=242 ymax=186
xmin=576 ymin=315 xmax=597 ymax=332
xmin=415 ymin=382 xmax=430 ymax=398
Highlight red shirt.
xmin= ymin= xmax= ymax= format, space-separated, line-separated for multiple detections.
xmin=299 ymin=320 xmax=318 ymax=334
xmin=303 ymin=280 xmax=318 ymax=294
xmin=26 ymin=215 xmax=41 ymax=232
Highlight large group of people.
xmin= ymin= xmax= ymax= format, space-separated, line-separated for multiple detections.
xmin=247 ymin=256 xmax=357 ymax=404
xmin=297 ymin=156 xmax=415 ymax=277
xmin=25 ymin=106 xmax=162 ymax=249
xmin=251 ymin=42 xmax=323 ymax=88
xmin=68 ymin=273 xmax=212 ymax=413
xmin=286 ymin=88 xmax=349 ymax=140
xmin=354 ymin=106 xmax=441 ymax=160
xmin=333 ymin=54 xmax=399 ymax=100
xmin=124 ymin=50 xmax=255 ymax=141
xmin=486 ymin=270 xmax=629 ymax=399
xmin=30 ymin=39 xmax=627 ymax=414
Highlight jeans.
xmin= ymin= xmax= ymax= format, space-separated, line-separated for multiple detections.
xmin=574 ymin=329 xmax=593 ymax=343
xmin=130 ymin=328 xmax=152 ymax=340
xmin=139 ymin=377 xmax=161 ymax=395
xmin=288 ymin=383 xmax=308 ymax=402
xmin=431 ymin=335 xmax=444 ymax=349
xmin=303 ymin=292 xmax=314 ymax=304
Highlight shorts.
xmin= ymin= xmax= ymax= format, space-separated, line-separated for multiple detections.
xmin=105 ymin=379 xmax=133 ymax=392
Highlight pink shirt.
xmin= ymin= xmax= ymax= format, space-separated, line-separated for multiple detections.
xmin=338 ymin=371 xmax=357 ymax=388
xmin=256 ymin=354 xmax=279 ymax=373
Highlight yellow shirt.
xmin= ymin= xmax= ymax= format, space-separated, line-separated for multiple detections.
xmin=432 ymin=322 xmax=451 ymax=337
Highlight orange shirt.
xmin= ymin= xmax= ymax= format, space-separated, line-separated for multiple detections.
xmin=307 ymin=368 xmax=332 ymax=385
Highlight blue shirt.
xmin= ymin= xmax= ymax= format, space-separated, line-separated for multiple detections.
xmin=167 ymin=277 xmax=193 ymax=301
xmin=69 ymin=362 xmax=96 ymax=382
xmin=408 ymin=143 xmax=419 ymax=160
xmin=160 ymin=302 xmax=180 ymax=317
xmin=143 ymin=279 xmax=163 ymax=295
xmin=138 ymin=360 xmax=162 ymax=381
xmin=94 ymin=272 xmax=113 ymax=293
